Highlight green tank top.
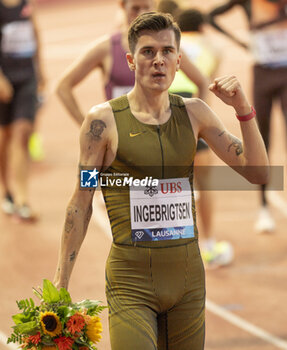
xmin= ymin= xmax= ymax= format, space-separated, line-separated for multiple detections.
xmin=101 ymin=93 xmax=198 ymax=247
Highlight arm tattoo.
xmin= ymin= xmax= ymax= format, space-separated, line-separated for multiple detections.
xmin=69 ymin=251 xmax=76 ymax=262
xmin=86 ymin=119 xmax=106 ymax=141
xmin=227 ymin=135 xmax=243 ymax=156
xmin=218 ymin=131 xmax=243 ymax=156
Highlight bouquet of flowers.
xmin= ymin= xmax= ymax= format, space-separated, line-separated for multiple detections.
xmin=8 ymin=279 xmax=106 ymax=350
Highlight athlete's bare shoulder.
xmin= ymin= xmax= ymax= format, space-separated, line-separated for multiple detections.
xmin=79 ymin=101 xmax=117 ymax=168
xmin=183 ymin=97 xmax=211 ymax=121
xmin=183 ymin=97 xmax=220 ymax=137
xmin=83 ymin=101 xmax=115 ymax=142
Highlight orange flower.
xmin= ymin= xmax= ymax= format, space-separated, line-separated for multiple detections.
xmin=27 ymin=332 xmax=41 ymax=345
xmin=54 ymin=336 xmax=74 ymax=350
xmin=66 ymin=313 xmax=85 ymax=335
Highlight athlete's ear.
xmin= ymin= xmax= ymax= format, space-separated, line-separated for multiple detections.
xmin=126 ymin=53 xmax=135 ymax=71
xmin=176 ymin=53 xmax=182 ymax=72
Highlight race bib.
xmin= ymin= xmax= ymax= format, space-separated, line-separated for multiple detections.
xmin=1 ymin=21 xmax=36 ymax=58
xmin=130 ymin=178 xmax=194 ymax=242
xmin=112 ymin=86 xmax=133 ymax=99
xmin=251 ymin=28 xmax=287 ymax=67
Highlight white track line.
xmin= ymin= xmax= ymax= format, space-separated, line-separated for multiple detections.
xmin=206 ymin=299 xmax=287 ymax=350
xmin=0 ymin=331 xmax=18 ymax=350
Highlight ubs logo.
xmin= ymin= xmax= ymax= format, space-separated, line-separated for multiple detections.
xmin=161 ymin=182 xmax=182 ymax=194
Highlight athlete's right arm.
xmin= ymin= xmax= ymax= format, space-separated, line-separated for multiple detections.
xmin=54 ymin=103 xmax=116 ymax=289
xmin=56 ymin=36 xmax=111 ymax=126
xmin=0 ymin=69 xmax=13 ymax=103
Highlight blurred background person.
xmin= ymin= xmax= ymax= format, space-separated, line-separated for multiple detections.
xmin=157 ymin=0 xmax=180 ymax=15
xmin=0 ymin=0 xmax=45 ymax=221
xmin=208 ymin=0 xmax=287 ymax=233
xmin=164 ymin=5 xmax=233 ymax=268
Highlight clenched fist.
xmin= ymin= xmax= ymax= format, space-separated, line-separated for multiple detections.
xmin=209 ymin=75 xmax=252 ymax=116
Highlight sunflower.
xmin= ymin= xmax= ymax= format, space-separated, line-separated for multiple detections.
xmin=40 ymin=311 xmax=62 ymax=337
xmin=86 ymin=316 xmax=103 ymax=344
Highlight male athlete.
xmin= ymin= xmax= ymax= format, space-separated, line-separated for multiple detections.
xmin=54 ymin=12 xmax=269 ymax=350
xmin=56 ymin=0 xmax=208 ymax=125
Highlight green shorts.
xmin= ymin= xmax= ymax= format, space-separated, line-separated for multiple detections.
xmin=106 ymin=240 xmax=205 ymax=350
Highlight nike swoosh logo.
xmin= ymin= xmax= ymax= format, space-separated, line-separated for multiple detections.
xmin=129 ymin=132 xmax=146 ymax=137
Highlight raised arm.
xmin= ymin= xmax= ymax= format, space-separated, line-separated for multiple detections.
xmin=56 ymin=37 xmax=111 ymax=126
xmin=187 ymin=75 xmax=269 ymax=184
xmin=54 ymin=103 xmax=116 ymax=289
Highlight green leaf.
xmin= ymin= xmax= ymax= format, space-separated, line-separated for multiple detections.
xmin=74 ymin=300 xmax=106 ymax=316
xmin=13 ymin=321 xmax=38 ymax=334
xmin=29 ymin=298 xmax=35 ymax=308
xmin=59 ymin=287 xmax=72 ymax=303
xmin=16 ymin=300 xmax=27 ymax=310
xmin=12 ymin=312 xmax=35 ymax=325
xmin=75 ymin=300 xmax=100 ymax=309
xmin=33 ymin=287 xmax=42 ymax=300
xmin=42 ymin=279 xmax=60 ymax=303
xmin=57 ymin=305 xmax=74 ymax=319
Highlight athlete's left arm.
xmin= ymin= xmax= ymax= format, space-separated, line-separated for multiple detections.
xmin=180 ymin=50 xmax=209 ymax=101
xmin=29 ymin=0 xmax=45 ymax=92
xmin=186 ymin=75 xmax=269 ymax=184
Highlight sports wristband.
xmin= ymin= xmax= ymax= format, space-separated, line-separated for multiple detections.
xmin=236 ymin=106 xmax=256 ymax=122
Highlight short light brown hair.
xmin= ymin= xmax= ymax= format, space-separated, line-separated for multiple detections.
xmin=128 ymin=11 xmax=181 ymax=53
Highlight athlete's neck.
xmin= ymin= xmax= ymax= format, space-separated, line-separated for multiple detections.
xmin=127 ymin=87 xmax=171 ymax=125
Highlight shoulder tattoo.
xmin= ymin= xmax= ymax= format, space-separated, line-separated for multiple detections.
xmin=87 ymin=119 xmax=107 ymax=141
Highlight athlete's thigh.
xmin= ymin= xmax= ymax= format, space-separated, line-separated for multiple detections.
xmin=160 ymin=242 xmax=205 ymax=350
xmin=163 ymin=291 xmax=205 ymax=350
xmin=109 ymin=305 xmax=158 ymax=350
xmin=106 ymin=244 xmax=159 ymax=350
